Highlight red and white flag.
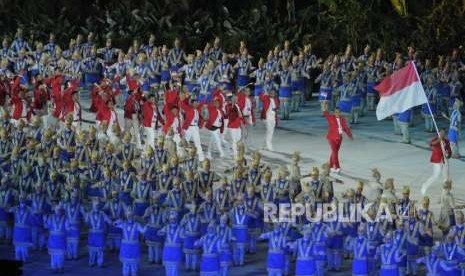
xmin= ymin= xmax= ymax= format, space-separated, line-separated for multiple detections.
xmin=374 ymin=61 xmax=427 ymax=120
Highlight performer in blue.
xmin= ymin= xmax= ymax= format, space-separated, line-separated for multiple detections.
xmin=179 ymin=55 xmax=197 ymax=94
xmin=198 ymin=190 xmax=218 ymax=234
xmin=115 ymin=208 xmax=147 ymax=276
xmin=416 ymin=245 xmax=442 ymax=276
xmin=439 ymin=231 xmax=465 ymax=276
xmin=104 ymin=190 xmax=124 ymax=252
xmin=85 ymin=199 xmax=112 ymax=267
xmin=398 ymin=108 xmax=412 ymax=144
xmin=351 ymin=71 xmax=363 ymax=124
xmin=165 ymin=177 xmax=184 ymax=217
xmin=168 ymin=38 xmax=186 ymax=71
xmin=118 ymin=160 xmax=135 ymax=207
xmin=276 ymin=60 xmax=292 ymax=120
xmin=251 ymin=58 xmax=266 ymax=110
xmin=230 ymin=196 xmax=249 ymax=266
xmin=142 ymin=193 xmax=164 ymax=264
xmin=393 ymin=219 xmax=407 ymax=276
xmin=30 ymin=183 xmax=50 ymax=251
xmin=197 ymin=66 xmax=217 ymax=103
xmin=311 ymin=217 xmax=329 ymax=276
xmin=11 ymin=194 xmax=33 ymax=262
xmin=337 ymin=74 xmax=354 ymax=122
xmin=180 ymin=203 xmax=202 ymax=271
xmin=444 ymin=99 xmax=462 ymax=158
xmin=195 ymin=221 xmax=222 ymax=276
xmin=132 ymin=172 xmax=151 ymax=218
xmin=57 ymin=116 xmax=76 ymax=163
xmin=234 ymin=49 xmax=252 ymax=88
xmin=326 ymin=219 xmax=344 ymax=272
xmin=82 ymin=47 xmax=102 ymax=89
xmin=44 ymin=204 xmax=67 ymax=273
xmin=63 ymin=191 xmax=86 ymax=260
xmin=245 ymin=185 xmax=260 ymax=254
xmin=377 ymin=231 xmax=405 ymax=276
xmin=351 ymin=224 xmax=371 ymax=276
xmin=216 ymin=55 xmax=234 ymax=93
xmin=288 ymin=224 xmax=317 ymax=276
xmin=406 ymin=209 xmax=421 ymax=275
xmin=0 ymin=177 xmax=14 ymax=242
xmin=422 ymin=76 xmax=438 ymax=132
xmin=418 ymin=196 xmax=434 ymax=255
xmin=10 ymin=28 xmax=31 ymax=54
xmin=158 ymin=210 xmax=184 ymax=276
xmin=260 ymin=223 xmax=288 ymax=276
xmin=315 ymin=63 xmax=334 ymax=113
xmin=366 ymin=208 xmax=384 ymax=272
xmin=217 ymin=214 xmax=234 ymax=276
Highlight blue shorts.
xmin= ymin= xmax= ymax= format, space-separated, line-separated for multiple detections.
xmin=254 ymin=85 xmax=263 ymax=96
xmin=338 ymin=100 xmax=352 ymax=113
xmin=279 ymin=87 xmax=291 ymax=98
xmin=319 ymin=87 xmax=332 ymax=101
xmin=237 ymin=75 xmax=249 ymax=87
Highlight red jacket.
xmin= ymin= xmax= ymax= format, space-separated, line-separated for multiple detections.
xmin=126 ymin=74 xmax=140 ymax=92
xmin=33 ymin=84 xmax=49 ymax=111
xmin=124 ymin=90 xmax=142 ymax=119
xmin=180 ymin=98 xmax=203 ymax=130
xmin=259 ymin=93 xmax=279 ymax=121
xmin=430 ymin=136 xmax=451 ymax=163
xmin=162 ymin=109 xmax=182 ymax=135
xmin=11 ymin=94 xmax=31 ymax=120
xmin=237 ymin=91 xmax=256 ymax=124
xmin=204 ymin=103 xmax=225 ymax=133
xmin=323 ymin=111 xmax=352 ymax=140
xmin=47 ymin=74 xmax=64 ymax=118
xmin=165 ymin=89 xmax=180 ymax=109
xmin=0 ymin=80 xmax=10 ymax=106
xmin=61 ymin=81 xmax=80 ymax=120
xmin=142 ymin=100 xmax=164 ymax=128
xmin=226 ymin=103 xmax=243 ymax=129
xmin=99 ymin=104 xmax=119 ymax=129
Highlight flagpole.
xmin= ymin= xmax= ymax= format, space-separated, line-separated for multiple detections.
xmin=411 ymin=61 xmax=449 ymax=178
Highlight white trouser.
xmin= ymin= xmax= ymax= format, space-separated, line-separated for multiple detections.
xmin=144 ymin=126 xmax=157 ymax=149
xmin=421 ymin=162 xmax=447 ymax=194
xmin=208 ymin=128 xmax=224 ymax=158
xmin=185 ymin=125 xmax=205 ymax=161
xmin=229 ymin=127 xmax=242 ymax=159
xmin=125 ymin=117 xmax=142 ymax=149
xmin=241 ymin=116 xmax=253 ymax=148
xmin=265 ymin=118 xmax=276 ymax=151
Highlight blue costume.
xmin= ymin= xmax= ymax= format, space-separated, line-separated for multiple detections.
xmin=45 ymin=212 xmax=66 ymax=272
xmin=440 ymin=240 xmax=465 ymax=276
xmin=293 ymin=237 xmax=317 ymax=276
xmin=260 ymin=228 xmax=287 ymax=276
xmin=378 ymin=241 xmax=403 ymax=276
xmin=133 ymin=180 xmax=150 ymax=217
xmin=448 ymin=109 xmax=461 ymax=145
xmin=216 ymin=222 xmax=233 ymax=276
xmin=105 ymin=198 xmax=124 ymax=251
xmin=406 ymin=218 xmax=421 ymax=275
xmin=180 ymin=211 xmax=201 ymax=270
xmin=30 ymin=192 xmax=49 ymax=250
xmin=277 ymin=69 xmax=292 ymax=120
xmin=116 ymin=219 xmax=146 ymax=276
xmin=195 ymin=226 xmax=222 ymax=276
xmin=0 ymin=187 xmax=14 ymax=241
xmin=352 ymin=235 xmax=370 ymax=276
xmin=311 ymin=222 xmax=328 ymax=276
xmin=64 ymin=200 xmax=84 ymax=260
xmin=11 ymin=204 xmax=33 ymax=262
xmin=326 ymin=221 xmax=344 ymax=271
xmin=85 ymin=209 xmax=111 ymax=267
xmin=158 ymin=219 xmax=184 ymax=276
xmin=230 ymin=204 xmax=249 ymax=266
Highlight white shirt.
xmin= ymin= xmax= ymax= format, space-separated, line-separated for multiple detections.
xmin=192 ymin=110 xmax=199 ymax=126
xmin=21 ymin=100 xmax=28 ymax=118
xmin=243 ymin=98 xmax=252 ymax=116
xmin=73 ymin=102 xmax=81 ymax=121
xmin=108 ymin=110 xmax=117 ymax=131
xmin=336 ymin=117 xmax=343 ymax=134
xmin=213 ymin=109 xmax=222 ymax=127
xmin=151 ymin=105 xmax=158 ymax=125
xmin=172 ymin=117 xmax=180 ymax=134
xmin=267 ymin=98 xmax=276 ymax=120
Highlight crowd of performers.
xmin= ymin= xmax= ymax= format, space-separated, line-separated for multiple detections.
xmin=0 ymin=114 xmax=465 ymax=276
xmin=0 ymin=29 xmax=463 ymax=150
xmin=0 ymin=28 xmax=463 ymax=275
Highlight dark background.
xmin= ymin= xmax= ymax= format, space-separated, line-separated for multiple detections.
xmin=0 ymin=0 xmax=464 ymax=59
